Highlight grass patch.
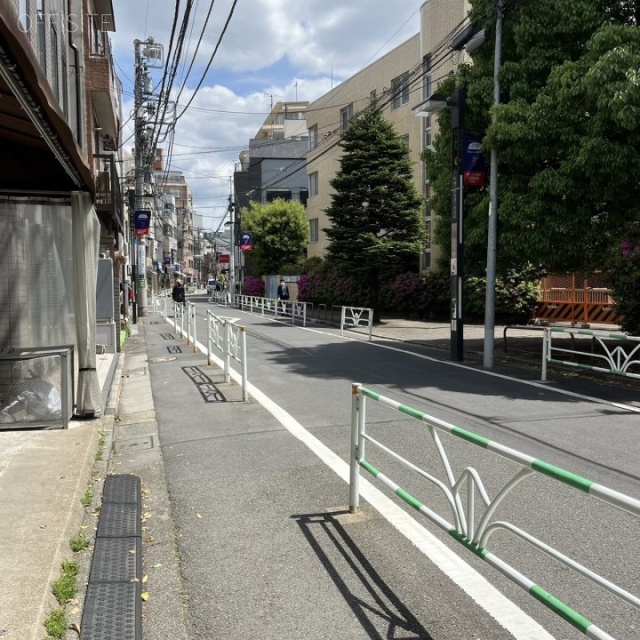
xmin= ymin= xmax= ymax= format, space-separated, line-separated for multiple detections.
xmin=43 ymin=607 xmax=67 ymax=638
xmin=69 ymin=532 xmax=91 ymax=553
xmin=51 ymin=559 xmax=79 ymax=604
xmin=81 ymin=487 xmax=93 ymax=507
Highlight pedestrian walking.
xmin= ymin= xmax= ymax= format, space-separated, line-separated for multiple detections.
xmin=172 ymin=279 xmax=186 ymax=306
xmin=277 ymin=279 xmax=290 ymax=312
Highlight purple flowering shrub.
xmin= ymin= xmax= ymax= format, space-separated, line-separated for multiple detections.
xmin=242 ymin=276 xmax=264 ymax=297
xmin=608 ymin=227 xmax=640 ymax=335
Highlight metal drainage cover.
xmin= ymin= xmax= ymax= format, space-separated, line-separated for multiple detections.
xmin=113 ymin=436 xmax=154 ymax=455
xmin=149 ymin=356 xmax=176 ymax=363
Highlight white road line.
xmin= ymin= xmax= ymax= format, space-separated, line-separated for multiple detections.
xmin=168 ymin=317 xmax=554 ymax=639
xmin=223 ymin=307 xmax=640 ymax=415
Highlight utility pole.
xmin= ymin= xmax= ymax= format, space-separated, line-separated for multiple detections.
xmin=132 ymin=36 xmax=164 ymax=319
xmin=483 ymin=0 xmax=504 ymax=368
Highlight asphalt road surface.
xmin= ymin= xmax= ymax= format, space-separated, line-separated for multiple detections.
xmin=147 ymin=299 xmax=640 ymax=640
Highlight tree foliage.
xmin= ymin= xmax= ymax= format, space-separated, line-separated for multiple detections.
xmin=425 ymin=0 xmax=640 ymax=276
xmin=241 ymin=198 xmax=308 ymax=276
xmin=324 ymin=106 xmax=425 ymax=316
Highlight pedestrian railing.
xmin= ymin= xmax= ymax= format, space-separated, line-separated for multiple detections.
xmin=349 ymin=383 xmax=640 ymax=640
xmin=185 ymin=302 xmax=198 ymax=352
xmin=173 ymin=302 xmax=185 ymax=336
xmin=235 ymin=295 xmax=309 ymax=327
xmin=341 ymin=306 xmax=373 ymax=341
xmin=206 ymin=310 xmax=248 ymax=401
xmin=541 ymin=327 xmax=640 ymax=382
xmin=209 ymin=290 xmax=231 ymax=306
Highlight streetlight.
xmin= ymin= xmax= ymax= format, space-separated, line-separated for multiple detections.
xmin=413 ymin=90 xmax=466 ymax=362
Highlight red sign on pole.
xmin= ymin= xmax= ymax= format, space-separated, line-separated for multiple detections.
xmin=216 ymin=254 xmax=230 ymax=264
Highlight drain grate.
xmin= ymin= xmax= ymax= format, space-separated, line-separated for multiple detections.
xmin=160 ymin=333 xmax=175 ymax=340
xmin=81 ymin=475 xmax=142 ymax=640
xmin=167 ymin=345 xmax=182 ymax=354
xmin=90 ymin=537 xmax=141 ymax=582
xmin=81 ymin=583 xmax=140 ymax=640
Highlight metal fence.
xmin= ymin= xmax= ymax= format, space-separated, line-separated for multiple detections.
xmin=541 ymin=327 xmax=640 ymax=382
xmin=349 ymin=383 xmax=640 ymax=640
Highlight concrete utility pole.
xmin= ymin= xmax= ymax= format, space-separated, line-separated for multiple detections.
xmin=483 ymin=0 xmax=504 ymax=368
xmin=133 ymin=38 xmax=147 ymax=319
xmin=132 ymin=36 xmax=164 ymax=319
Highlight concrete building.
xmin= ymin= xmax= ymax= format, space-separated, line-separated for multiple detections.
xmin=0 ymin=0 xmax=123 ymax=417
xmin=305 ymin=0 xmax=470 ymax=271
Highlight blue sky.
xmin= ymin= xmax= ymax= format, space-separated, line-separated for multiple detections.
xmin=109 ymin=0 xmax=423 ymax=227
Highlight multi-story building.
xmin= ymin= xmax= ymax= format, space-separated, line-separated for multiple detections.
xmin=0 ymin=0 xmax=123 ymax=415
xmin=153 ymin=156 xmax=195 ymax=286
xmin=305 ymin=0 xmax=470 ymax=271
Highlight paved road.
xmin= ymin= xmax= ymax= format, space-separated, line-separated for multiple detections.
xmin=147 ymin=300 xmax=640 ymax=640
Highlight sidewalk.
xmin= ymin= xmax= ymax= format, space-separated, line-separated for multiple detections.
xmin=0 ymin=350 xmax=120 ymax=640
xmin=0 ymin=312 xmax=636 ymax=640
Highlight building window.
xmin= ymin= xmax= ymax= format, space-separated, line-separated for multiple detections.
xmin=36 ymin=0 xmax=46 ymax=72
xmin=50 ymin=21 xmax=59 ymax=101
xmin=392 ymin=72 xmax=410 ymax=109
xmin=61 ymin=48 xmax=69 ymax=117
xmin=340 ymin=103 xmax=353 ymax=130
xmin=422 ymin=55 xmax=432 ymax=100
xmin=18 ymin=0 xmax=30 ymax=32
xmin=309 ymin=218 xmax=319 ymax=243
xmin=266 ymin=190 xmax=291 ymax=202
xmin=309 ymin=124 xmax=317 ymax=150
xmin=309 ymin=172 xmax=318 ymax=197
xmin=299 ymin=189 xmax=308 ymax=207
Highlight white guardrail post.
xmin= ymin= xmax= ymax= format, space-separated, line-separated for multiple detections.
xmin=207 ymin=311 xmax=213 ymax=366
xmin=223 ymin=321 xmax=231 ymax=383
xmin=349 ymin=383 xmax=365 ymax=513
xmin=240 ymin=326 xmax=248 ymax=401
xmin=541 ymin=327 xmax=549 ymax=381
xmin=348 ymin=384 xmax=640 ymax=640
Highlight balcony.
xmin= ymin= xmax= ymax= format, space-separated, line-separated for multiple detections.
xmin=94 ymin=154 xmax=124 ymax=236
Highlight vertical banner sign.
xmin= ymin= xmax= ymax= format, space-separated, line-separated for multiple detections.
xmin=137 ymin=242 xmax=146 ymax=289
xmin=463 ymin=136 xmax=485 ymax=188
xmin=134 ymin=210 xmax=151 ymax=237
xmin=240 ymin=232 xmax=253 ymax=251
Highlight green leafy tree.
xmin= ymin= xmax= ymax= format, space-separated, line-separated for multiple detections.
xmin=426 ymin=0 xmax=640 ymax=275
xmin=242 ymin=198 xmax=308 ymax=276
xmin=324 ymin=106 xmax=425 ymax=319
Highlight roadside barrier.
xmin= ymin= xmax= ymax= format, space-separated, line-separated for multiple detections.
xmin=185 ymin=302 xmax=197 ymax=352
xmin=209 ymin=290 xmax=231 ymax=306
xmin=341 ymin=306 xmax=373 ymax=341
xmin=349 ymin=383 xmax=640 ymax=640
xmin=235 ymin=295 xmax=309 ymax=327
xmin=542 ymin=327 xmax=640 ymax=382
xmin=206 ymin=310 xmax=248 ymax=401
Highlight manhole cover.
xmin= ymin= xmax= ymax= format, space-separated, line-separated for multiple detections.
xmin=113 ymin=436 xmax=154 ymax=454
xmin=149 ymin=356 xmax=176 ymax=363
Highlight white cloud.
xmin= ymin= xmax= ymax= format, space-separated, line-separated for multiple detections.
xmin=111 ymin=0 xmax=422 ymax=222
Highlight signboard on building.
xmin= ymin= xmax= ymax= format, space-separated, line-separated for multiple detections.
xmin=217 ymin=254 xmax=230 ymax=264
xmin=463 ymin=136 xmax=485 ymax=188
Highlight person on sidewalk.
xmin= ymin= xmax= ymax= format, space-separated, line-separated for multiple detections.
xmin=172 ymin=279 xmax=186 ymax=308
xmin=277 ymin=278 xmax=290 ymax=312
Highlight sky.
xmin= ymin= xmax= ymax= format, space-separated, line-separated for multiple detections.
xmin=109 ymin=0 xmax=424 ymax=232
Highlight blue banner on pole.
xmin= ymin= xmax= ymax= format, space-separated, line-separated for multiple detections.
xmin=134 ymin=210 xmax=151 ymax=237
xmin=240 ymin=232 xmax=253 ymax=251
xmin=463 ymin=136 xmax=486 ymax=188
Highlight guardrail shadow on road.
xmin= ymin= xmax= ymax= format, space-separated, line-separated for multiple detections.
xmin=291 ymin=510 xmax=433 ymax=640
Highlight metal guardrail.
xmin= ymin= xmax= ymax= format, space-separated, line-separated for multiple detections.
xmin=235 ymin=295 xmax=309 ymax=327
xmin=206 ymin=310 xmax=248 ymax=401
xmin=341 ymin=306 xmax=373 ymax=341
xmin=542 ymin=327 xmax=640 ymax=382
xmin=349 ymin=383 xmax=640 ymax=640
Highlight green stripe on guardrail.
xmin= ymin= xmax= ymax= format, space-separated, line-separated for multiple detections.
xmin=531 ymin=460 xmax=593 ymax=493
xmin=361 ymin=388 xmax=381 ymax=401
xmin=360 ymin=460 xmax=380 ymax=477
xmin=398 ymin=404 xmax=426 ymax=420
xmin=529 ymin=585 xmax=591 ymax=633
xmin=396 ymin=487 xmax=424 ymax=512
xmin=451 ymin=427 xmax=490 ymax=448
xmin=448 ymin=530 xmax=489 ymax=559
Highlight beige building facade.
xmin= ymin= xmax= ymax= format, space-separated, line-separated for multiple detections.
xmin=305 ymin=0 xmax=470 ymax=271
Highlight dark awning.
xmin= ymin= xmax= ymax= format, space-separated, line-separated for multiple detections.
xmin=0 ymin=3 xmax=95 ymax=195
